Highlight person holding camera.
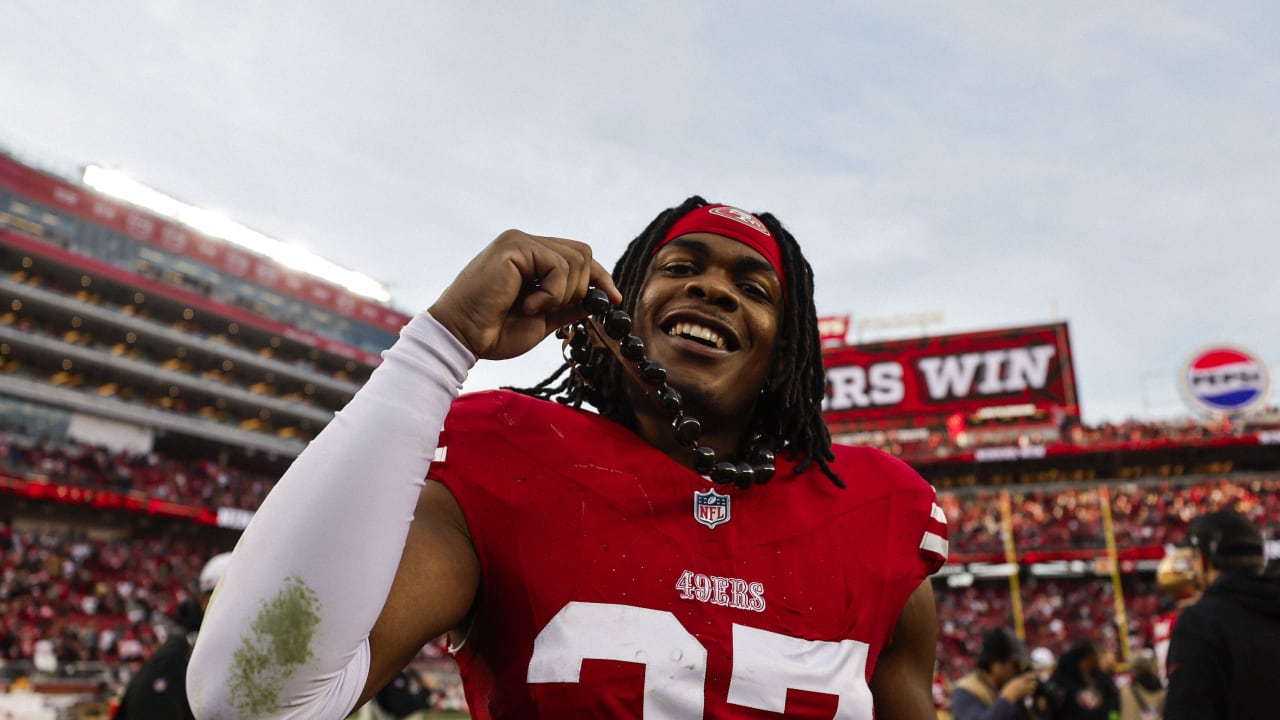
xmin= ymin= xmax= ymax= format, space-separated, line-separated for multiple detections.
xmin=951 ymin=627 xmax=1042 ymax=720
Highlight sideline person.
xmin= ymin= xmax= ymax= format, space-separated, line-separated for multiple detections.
xmin=113 ymin=551 xmax=230 ymax=720
xmin=1164 ymin=508 xmax=1280 ymax=720
xmin=1117 ymin=652 xmax=1163 ymax=720
xmin=188 ymin=197 xmax=950 ymax=719
xmin=1041 ymin=641 xmax=1118 ymax=720
xmin=950 ymin=627 xmax=1040 ymax=720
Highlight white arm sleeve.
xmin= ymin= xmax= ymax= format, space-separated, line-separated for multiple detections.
xmin=187 ymin=311 xmax=474 ymax=720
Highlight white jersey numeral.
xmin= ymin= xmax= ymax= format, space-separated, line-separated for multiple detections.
xmin=727 ymin=624 xmax=873 ymax=719
xmin=527 ymin=601 xmax=872 ymax=718
xmin=528 ymin=602 xmax=707 ymax=716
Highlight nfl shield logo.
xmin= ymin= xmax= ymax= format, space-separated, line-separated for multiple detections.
xmin=693 ymin=489 xmax=730 ymax=529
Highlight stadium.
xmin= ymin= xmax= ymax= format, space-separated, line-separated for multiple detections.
xmin=1 ymin=145 xmax=1277 ymax=718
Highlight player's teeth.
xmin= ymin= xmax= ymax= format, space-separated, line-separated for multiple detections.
xmin=668 ymin=322 xmax=725 ymax=349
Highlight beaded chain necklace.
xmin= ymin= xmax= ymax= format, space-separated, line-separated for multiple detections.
xmin=558 ymin=287 xmax=776 ymax=489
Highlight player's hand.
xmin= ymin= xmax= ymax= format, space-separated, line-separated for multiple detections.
xmin=428 ymin=230 xmax=621 ymax=360
xmin=999 ymin=671 xmax=1039 ymax=703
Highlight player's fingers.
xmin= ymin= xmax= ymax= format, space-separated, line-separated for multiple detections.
xmin=587 ymin=257 xmax=621 ymax=305
xmin=558 ymin=239 xmax=595 ymax=309
xmin=520 ymin=253 xmax=571 ymax=316
xmin=522 ymin=236 xmax=595 ymax=314
xmin=541 ymin=253 xmax=620 ymax=329
xmin=483 ymin=230 xmax=557 ymax=304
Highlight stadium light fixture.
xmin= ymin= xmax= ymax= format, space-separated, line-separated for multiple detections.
xmin=82 ymin=165 xmax=391 ymax=303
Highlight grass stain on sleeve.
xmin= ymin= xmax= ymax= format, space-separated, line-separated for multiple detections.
xmin=228 ymin=575 xmax=322 ymax=717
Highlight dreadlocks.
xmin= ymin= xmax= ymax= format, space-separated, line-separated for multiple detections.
xmin=511 ymin=196 xmax=843 ymax=488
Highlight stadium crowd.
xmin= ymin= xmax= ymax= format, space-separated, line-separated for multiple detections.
xmin=1 ymin=428 xmax=274 ymax=513
xmin=934 ymin=575 xmax=1162 ymax=682
xmin=0 ymin=523 xmax=212 ymax=671
xmin=847 ymin=412 xmax=1274 ymax=461
xmin=1 ymin=422 xmax=1276 ymax=713
xmin=5 ymin=414 xmax=1278 ymax=519
xmin=941 ymin=474 xmax=1280 ymax=559
xmin=0 ymin=521 xmax=466 ymax=708
xmin=0 ymin=515 xmax=1186 ymax=711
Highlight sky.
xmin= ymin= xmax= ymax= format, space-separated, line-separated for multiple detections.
xmin=2 ymin=1 xmax=1277 ymax=425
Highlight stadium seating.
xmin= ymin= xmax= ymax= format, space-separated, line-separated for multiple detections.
xmin=1 ymin=422 xmax=1276 ymax=711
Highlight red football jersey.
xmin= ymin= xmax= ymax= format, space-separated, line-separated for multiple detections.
xmin=430 ymin=390 xmax=948 ymax=719
xmin=1151 ymin=608 xmax=1180 ymax=680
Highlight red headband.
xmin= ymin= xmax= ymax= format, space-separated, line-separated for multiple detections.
xmin=656 ymin=204 xmax=787 ymax=295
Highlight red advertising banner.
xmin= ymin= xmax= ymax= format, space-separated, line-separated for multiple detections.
xmin=822 ymin=322 xmax=1079 ymax=431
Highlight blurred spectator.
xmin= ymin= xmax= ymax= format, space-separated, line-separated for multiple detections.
xmin=368 ymin=667 xmax=436 ymax=719
xmin=950 ymin=627 xmax=1040 ymax=720
xmin=112 ymin=551 xmax=230 ymax=719
xmin=1150 ymin=545 xmax=1202 ymax=679
xmin=1041 ymin=640 xmax=1118 ymax=720
xmin=1165 ymin=509 xmax=1280 ymax=720
xmin=1117 ymin=652 xmax=1163 ymax=720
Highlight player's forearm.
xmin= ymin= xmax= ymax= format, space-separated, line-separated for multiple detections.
xmin=187 ymin=311 xmax=473 ymax=720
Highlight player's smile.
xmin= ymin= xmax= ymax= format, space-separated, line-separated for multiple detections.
xmin=659 ymin=313 xmax=738 ymax=354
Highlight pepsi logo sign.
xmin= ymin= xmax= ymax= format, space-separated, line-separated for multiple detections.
xmin=1181 ymin=345 xmax=1270 ymax=415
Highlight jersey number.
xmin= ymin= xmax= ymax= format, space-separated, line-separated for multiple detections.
xmin=527 ymin=601 xmax=873 ymax=718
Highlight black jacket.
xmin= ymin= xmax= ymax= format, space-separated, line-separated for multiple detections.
xmin=375 ymin=668 xmax=435 ymax=718
xmin=1042 ymin=669 xmax=1117 ymax=720
xmin=1165 ymin=571 xmax=1280 ymax=720
xmin=113 ymin=633 xmax=196 ymax=720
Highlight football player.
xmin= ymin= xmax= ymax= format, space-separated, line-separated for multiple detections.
xmin=188 ymin=197 xmax=949 ymax=719
xmin=1151 ymin=544 xmax=1201 ymax=680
